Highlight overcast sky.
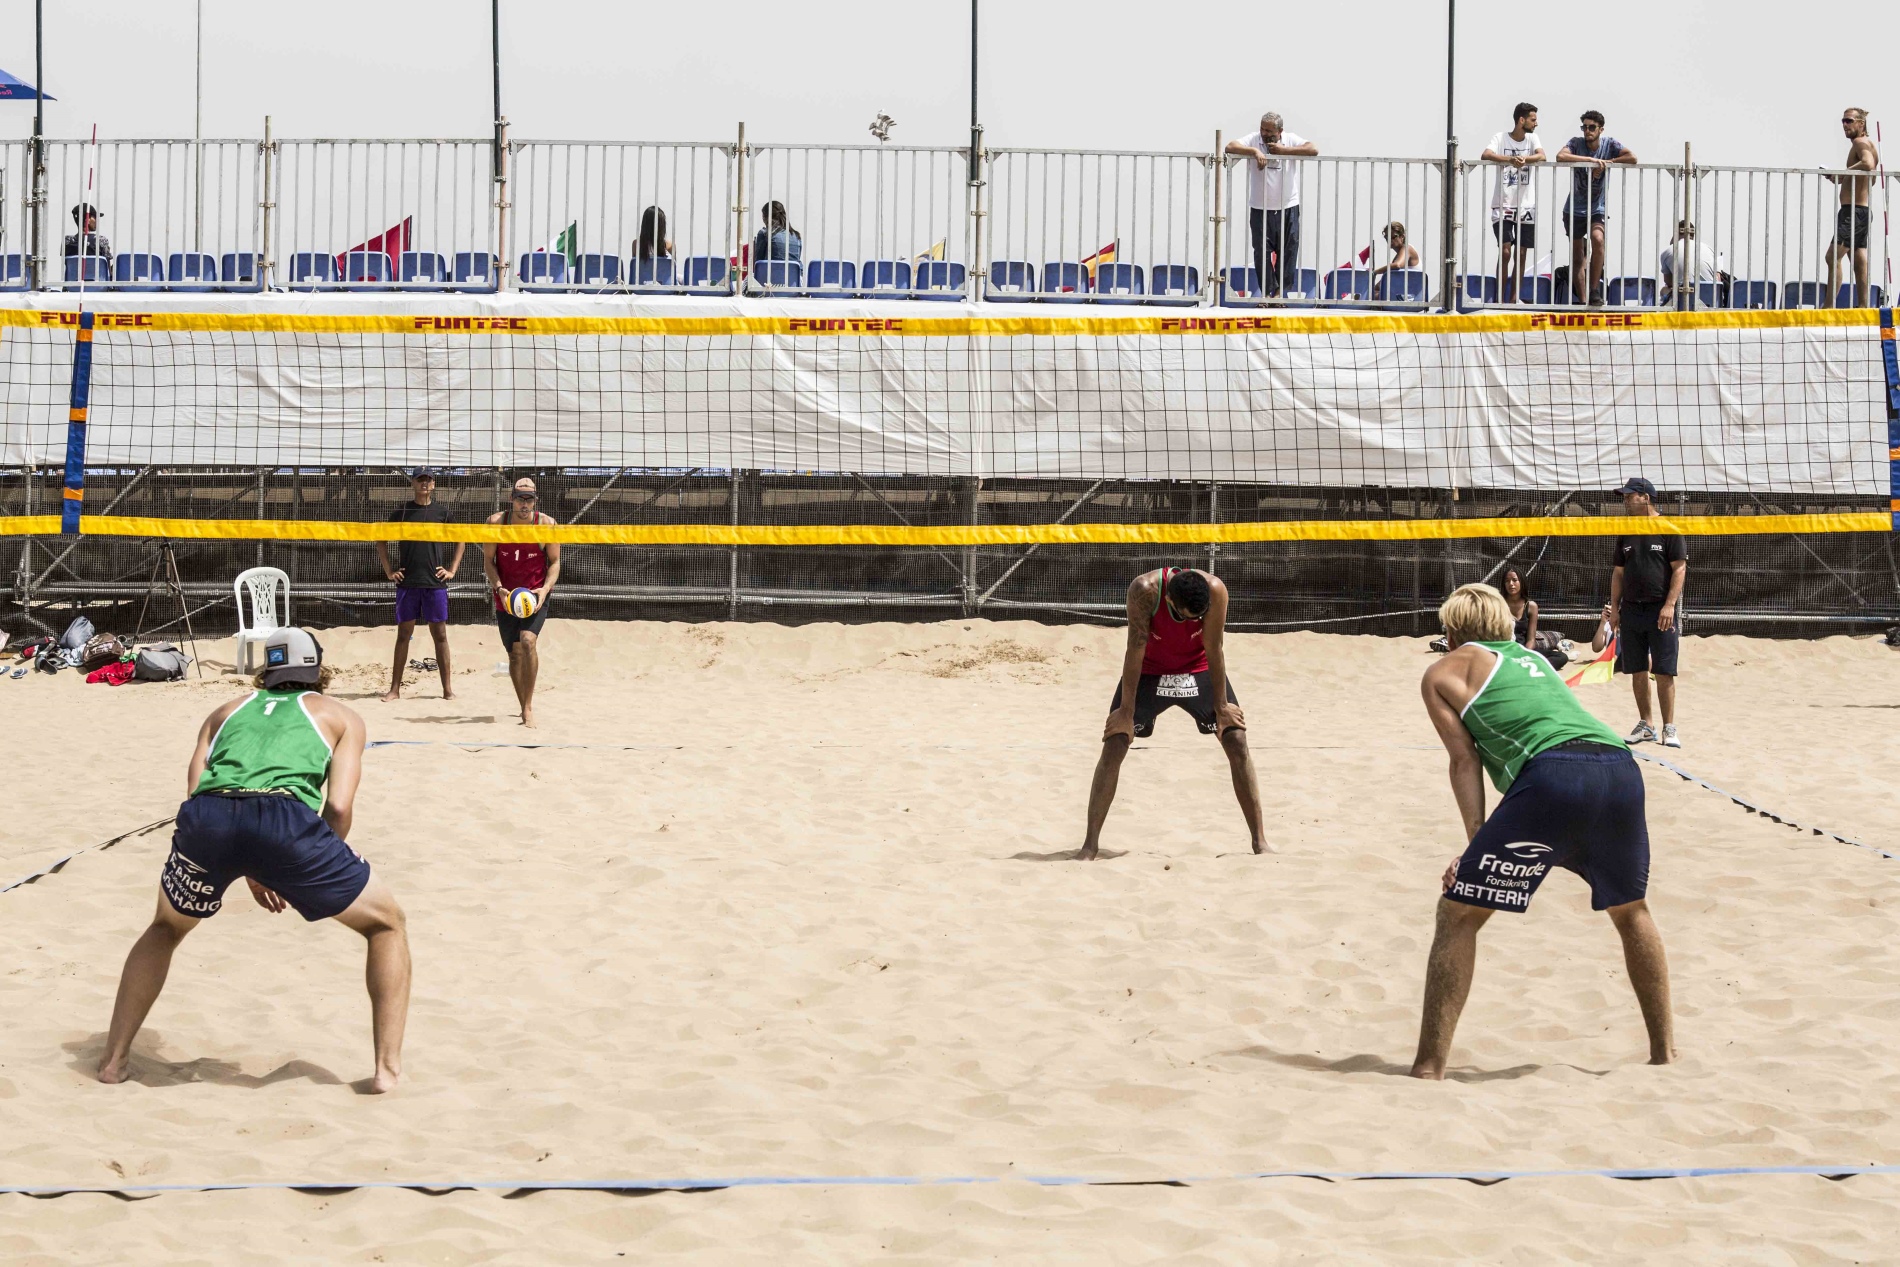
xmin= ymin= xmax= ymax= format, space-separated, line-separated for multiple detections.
xmin=0 ymin=0 xmax=1889 ymax=169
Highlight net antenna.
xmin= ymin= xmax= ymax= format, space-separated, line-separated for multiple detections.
xmin=1880 ymin=120 xmax=1891 ymax=293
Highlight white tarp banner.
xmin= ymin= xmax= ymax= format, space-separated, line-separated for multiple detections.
xmin=0 ymin=294 xmax=1885 ymax=494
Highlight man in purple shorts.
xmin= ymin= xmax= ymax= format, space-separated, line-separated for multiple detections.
xmin=376 ymin=467 xmax=465 ymax=701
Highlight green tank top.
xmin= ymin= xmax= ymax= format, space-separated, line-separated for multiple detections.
xmin=1460 ymin=641 xmax=1624 ymax=793
xmin=193 ymin=690 xmax=333 ymax=813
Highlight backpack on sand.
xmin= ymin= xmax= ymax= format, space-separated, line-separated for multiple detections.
xmin=80 ymin=633 xmax=131 ymax=672
xmin=133 ymin=643 xmax=190 ymax=682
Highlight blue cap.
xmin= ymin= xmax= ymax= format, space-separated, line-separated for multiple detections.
xmin=1614 ymin=477 xmax=1657 ymax=497
xmin=409 ymin=466 xmax=438 ymax=481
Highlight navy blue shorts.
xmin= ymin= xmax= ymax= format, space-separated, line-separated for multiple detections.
xmin=162 ymin=793 xmax=371 ymax=922
xmin=1446 ymin=745 xmax=1650 ymax=914
xmin=1110 ymin=672 xmax=1239 ymax=738
xmin=1616 ymin=601 xmax=1679 ymax=676
xmin=394 ymin=587 xmax=449 ymax=625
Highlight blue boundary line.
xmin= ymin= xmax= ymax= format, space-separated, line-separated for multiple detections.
xmin=3 ymin=1164 xmax=1899 ymax=1198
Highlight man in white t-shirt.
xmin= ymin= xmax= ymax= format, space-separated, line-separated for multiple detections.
xmin=1480 ymin=103 xmax=1545 ymax=305
xmin=1225 ymin=113 xmax=1320 ymax=298
xmin=1658 ymin=219 xmax=1728 ymax=305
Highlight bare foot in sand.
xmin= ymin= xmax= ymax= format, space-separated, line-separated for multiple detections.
xmin=520 ymin=708 xmax=537 ymax=729
xmin=379 ymin=687 xmax=402 ymax=702
xmin=1076 ymin=843 xmax=1099 ymax=861
xmin=1252 ymin=837 xmax=1277 ymax=855
xmin=367 ymin=1066 xmax=400 ymax=1094
xmin=441 ymin=689 xmax=457 ymax=701
xmin=97 ymin=1058 xmax=131 ymax=1085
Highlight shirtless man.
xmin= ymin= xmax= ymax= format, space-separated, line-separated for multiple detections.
xmin=1825 ymin=107 xmax=1880 ymax=309
xmin=482 ymin=477 xmax=562 ymax=728
xmin=1079 ymin=566 xmax=1267 ymax=859
xmin=1411 ymin=583 xmax=1673 ymax=1079
xmin=97 ymin=627 xmax=411 ymax=1093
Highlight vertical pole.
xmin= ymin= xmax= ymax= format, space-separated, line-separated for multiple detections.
xmin=259 ymin=116 xmax=274 ymax=288
xmin=963 ymin=476 xmax=980 ymax=615
xmin=968 ymin=0 xmax=985 ymax=298
xmin=493 ymin=0 xmax=510 ymax=290
xmin=29 ymin=0 xmax=45 ymax=290
xmin=16 ymin=465 xmax=34 ymax=610
xmin=1679 ymin=141 xmax=1694 ymax=312
xmin=1438 ymin=0 xmax=1458 ymax=313
xmin=255 ymin=467 xmax=265 ymax=568
xmin=728 ymin=468 xmax=741 ymax=620
xmin=733 ymin=122 xmax=748 ymax=291
xmin=1206 ymin=480 xmax=1219 ymax=575
xmin=1210 ymin=130 xmax=1224 ymax=302
xmin=61 ymin=311 xmax=95 ymax=535
xmin=193 ymin=0 xmax=204 ymax=253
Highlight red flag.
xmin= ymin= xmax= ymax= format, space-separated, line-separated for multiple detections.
xmin=336 ymin=216 xmax=412 ymax=277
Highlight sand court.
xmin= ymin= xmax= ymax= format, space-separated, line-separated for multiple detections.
xmin=3 ymin=620 xmax=1899 ymax=1261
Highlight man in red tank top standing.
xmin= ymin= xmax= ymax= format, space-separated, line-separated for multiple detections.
xmin=1079 ymin=566 xmax=1267 ymax=859
xmin=482 ymin=477 xmax=562 ymax=728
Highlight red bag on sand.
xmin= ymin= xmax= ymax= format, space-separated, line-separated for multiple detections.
xmin=86 ymin=660 xmax=138 ymax=686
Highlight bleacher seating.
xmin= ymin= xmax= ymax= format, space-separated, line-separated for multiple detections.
xmin=342 ymin=251 xmax=394 ymax=286
xmin=1149 ymin=264 xmax=1199 ymax=304
xmin=221 ymin=252 xmax=263 ymax=292
xmin=0 ymin=254 xmax=24 ymax=291
xmin=987 ymin=260 xmax=1035 ymax=300
xmin=1606 ymin=277 xmax=1655 ymax=307
xmin=1518 ymin=276 xmax=1554 ymax=306
xmin=453 ymin=252 xmax=498 ymax=289
xmin=805 ymin=259 xmax=857 ymax=296
xmin=630 ymin=256 xmax=678 ymax=291
xmin=575 ymin=253 xmax=621 ymax=289
xmin=399 ymin=252 xmax=450 ymax=288
xmin=1221 ymin=265 xmax=1265 ymax=303
xmin=1725 ymin=280 xmax=1775 ymax=310
xmin=167 ymin=252 xmax=219 ymax=292
xmin=1373 ymin=269 xmax=1430 ymax=304
xmin=861 ymin=260 xmax=913 ymax=294
xmin=914 ymin=260 xmax=966 ymax=299
xmin=113 ymin=253 xmax=167 ymax=291
xmin=682 ymin=255 xmax=729 ymax=292
xmin=1779 ymin=281 xmax=1886 ymax=308
xmin=1039 ymin=262 xmax=1089 ymax=301
xmin=64 ymin=255 xmax=111 ymax=284
xmin=751 ymin=259 xmax=802 ymax=290
xmin=1457 ymin=274 xmax=1497 ymax=309
xmin=518 ymin=252 xmax=568 ymax=289
xmin=1093 ymin=263 xmax=1144 ymax=303
xmin=287 ymin=252 xmax=338 ymax=290
xmin=1322 ymin=269 xmax=1371 ymax=301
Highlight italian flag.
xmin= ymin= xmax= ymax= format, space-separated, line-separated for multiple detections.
xmin=537 ymin=222 xmax=578 ymax=268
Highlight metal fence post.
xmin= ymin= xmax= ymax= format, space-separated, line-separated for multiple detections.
xmin=968 ymin=126 xmax=986 ymax=300
xmin=26 ymin=131 xmax=44 ymax=291
xmin=1209 ymin=130 xmax=1224 ymax=304
xmin=962 ymin=476 xmax=980 ymax=615
xmin=733 ymin=122 xmax=748 ymax=294
xmin=728 ymin=468 xmax=742 ymax=620
xmin=1206 ymin=480 xmax=1219 ymax=575
xmin=494 ymin=118 xmax=511 ymax=290
xmin=258 ymin=116 xmax=275 ymax=290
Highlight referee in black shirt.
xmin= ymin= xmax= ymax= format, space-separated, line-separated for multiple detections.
xmin=1608 ymin=477 xmax=1687 ymax=747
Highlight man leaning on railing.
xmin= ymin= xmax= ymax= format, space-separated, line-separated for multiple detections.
xmin=1557 ymin=112 xmax=1637 ymax=308
xmin=1226 ymin=114 xmax=1319 ymax=300
xmin=1825 ymin=107 xmax=1879 ymax=309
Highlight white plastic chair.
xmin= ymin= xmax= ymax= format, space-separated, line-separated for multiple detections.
xmin=233 ymin=566 xmax=290 ymax=673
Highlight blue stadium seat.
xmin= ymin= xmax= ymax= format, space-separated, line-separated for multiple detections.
xmin=1093 ymin=263 xmax=1144 ymax=304
xmin=64 ymin=255 xmax=111 ymax=284
xmin=1149 ymin=264 xmax=1199 ymax=304
xmin=805 ymin=259 xmax=857 ymax=296
xmin=1725 ymin=280 xmax=1775 ymax=310
xmin=1039 ymin=262 xmax=1089 ymax=302
xmin=1221 ymin=265 xmax=1265 ymax=304
xmin=164 ymin=251 xmax=218 ymax=291
xmin=220 ymin=252 xmax=263 ymax=292
xmin=1322 ymin=268 xmax=1370 ymax=301
xmin=1782 ymin=281 xmax=1825 ymax=309
xmin=915 ymin=260 xmax=967 ymax=300
xmin=518 ymin=252 xmax=569 ymax=288
xmin=1606 ymin=277 xmax=1656 ymax=307
xmin=1457 ymin=274 xmax=1497 ymax=310
xmin=574 ymin=253 xmax=621 ymax=289
xmin=629 ymin=256 xmax=678 ymax=290
xmin=113 ymin=252 xmax=167 ymax=291
xmin=453 ymin=252 xmax=498 ymax=289
xmin=1838 ymin=282 xmax=1886 ymax=307
xmin=0 ymin=254 xmax=24 ymax=291
xmin=1373 ymin=269 xmax=1430 ymax=304
xmin=751 ymin=259 xmax=802 ymax=291
xmin=399 ymin=252 xmax=450 ymax=288
xmin=342 ymin=251 xmax=394 ymax=287
xmin=287 ymin=252 xmax=339 ymax=290
xmin=987 ymin=260 xmax=1035 ymax=300
xmin=682 ymin=255 xmax=729 ymax=292
xmin=1517 ymin=275 xmax=1554 ymax=306
xmin=861 ymin=260 xmax=914 ymax=294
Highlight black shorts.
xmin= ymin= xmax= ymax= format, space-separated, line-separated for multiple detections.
xmin=1110 ymin=671 xmax=1238 ymax=738
xmin=1564 ymin=207 xmax=1608 ymax=236
xmin=1616 ymin=601 xmax=1679 ymax=676
xmin=1836 ymin=204 xmax=1871 ymax=249
xmin=1492 ymin=218 xmax=1536 ymax=250
xmin=496 ymin=604 xmax=548 ymax=648
xmin=1445 ymin=744 xmax=1650 ymax=914
xmin=162 ymin=792 xmax=371 ymax=922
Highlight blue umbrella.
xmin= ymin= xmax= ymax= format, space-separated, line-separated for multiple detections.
xmin=0 ymin=68 xmax=52 ymax=100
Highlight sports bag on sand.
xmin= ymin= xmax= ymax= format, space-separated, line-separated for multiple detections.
xmin=133 ymin=643 xmax=190 ymax=681
xmin=80 ymin=633 xmax=131 ymax=672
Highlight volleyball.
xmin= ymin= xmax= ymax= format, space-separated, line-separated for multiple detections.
xmin=507 ymin=588 xmax=539 ymax=619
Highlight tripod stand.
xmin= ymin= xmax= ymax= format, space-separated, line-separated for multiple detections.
xmin=132 ymin=539 xmax=204 ymax=679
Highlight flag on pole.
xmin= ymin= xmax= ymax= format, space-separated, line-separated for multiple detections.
xmin=1079 ymin=240 xmax=1118 ymax=286
xmin=336 ymin=216 xmax=412 ymax=275
xmin=536 ymin=221 xmax=578 ymax=268
xmin=1563 ymin=638 xmax=1617 ymax=688
xmin=1336 ymin=244 xmax=1374 ymax=270
xmin=911 ymin=239 xmax=947 ymax=265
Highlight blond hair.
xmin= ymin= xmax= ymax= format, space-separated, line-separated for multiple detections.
xmin=1439 ymin=583 xmax=1514 ymax=646
xmin=1845 ymin=107 xmax=1869 ymax=123
xmin=253 ymin=664 xmax=336 ymax=693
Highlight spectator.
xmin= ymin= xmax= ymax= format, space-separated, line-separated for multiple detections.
xmin=63 ymin=203 xmax=113 ymax=266
xmin=1607 ymin=477 xmax=1687 ymax=748
xmin=1225 ymin=113 xmax=1320 ymax=298
xmin=1500 ymin=567 xmax=1539 ymax=647
xmin=1368 ymin=222 xmax=1421 ymax=296
xmin=1659 ymin=219 xmax=1728 ymax=305
xmin=1825 ymin=106 xmax=1879 ymax=308
xmin=1557 ymin=112 xmax=1637 ymax=307
xmin=753 ymin=201 xmax=802 ymax=264
xmin=633 ymin=205 xmax=672 ymax=269
xmin=376 ymin=467 xmax=464 ymax=702
xmin=1481 ymin=103 xmax=1545 ymax=304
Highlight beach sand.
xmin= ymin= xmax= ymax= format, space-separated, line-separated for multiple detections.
xmin=3 ymin=618 xmax=1897 ymax=1263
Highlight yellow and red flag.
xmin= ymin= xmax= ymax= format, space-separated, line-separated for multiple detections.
xmin=1079 ymin=240 xmax=1118 ymax=285
xmin=1564 ymin=638 xmax=1617 ymax=688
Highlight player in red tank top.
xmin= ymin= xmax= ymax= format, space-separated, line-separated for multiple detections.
xmin=1079 ymin=566 xmax=1267 ymax=859
xmin=481 ymin=477 xmax=563 ymax=728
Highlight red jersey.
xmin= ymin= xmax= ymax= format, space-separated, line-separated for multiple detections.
xmin=1140 ymin=567 xmax=1209 ymax=675
xmin=493 ymin=521 xmax=551 ymax=612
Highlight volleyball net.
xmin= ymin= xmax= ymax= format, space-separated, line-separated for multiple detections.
xmin=1 ymin=301 xmax=1896 ymax=630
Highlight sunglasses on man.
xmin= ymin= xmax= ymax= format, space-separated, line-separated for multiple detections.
xmin=511 ymin=492 xmax=538 ymax=503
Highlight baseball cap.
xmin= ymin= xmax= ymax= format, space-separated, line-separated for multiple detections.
xmin=409 ymin=466 xmax=438 ymax=481
xmin=260 ymin=627 xmax=324 ymax=689
xmin=1613 ymin=477 xmax=1657 ymax=497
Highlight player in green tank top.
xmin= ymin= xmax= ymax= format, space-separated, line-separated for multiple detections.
xmin=1411 ymin=584 xmax=1674 ymax=1080
xmin=98 ymin=627 xmax=413 ymax=1094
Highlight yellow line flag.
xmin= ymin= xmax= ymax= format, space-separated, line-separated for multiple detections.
xmin=1564 ymin=639 xmax=1618 ymax=688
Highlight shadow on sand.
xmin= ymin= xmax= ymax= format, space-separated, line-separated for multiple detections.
xmin=1221 ymin=1045 xmax=1608 ymax=1084
xmin=64 ymin=1033 xmax=354 ymax=1091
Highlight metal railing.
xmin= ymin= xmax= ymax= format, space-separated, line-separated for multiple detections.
xmin=3 ymin=128 xmax=1895 ymax=309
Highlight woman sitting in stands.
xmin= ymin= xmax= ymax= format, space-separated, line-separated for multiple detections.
xmin=632 ymin=206 xmax=673 ymax=282
xmin=753 ymin=201 xmax=803 ymax=263
xmin=1501 ymin=567 xmax=1539 ymax=647
xmin=1368 ymin=221 xmax=1421 ymax=290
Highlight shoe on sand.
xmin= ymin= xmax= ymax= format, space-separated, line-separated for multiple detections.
xmin=1661 ymin=723 xmax=1681 ymax=748
xmin=1626 ymin=720 xmax=1658 ymax=745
